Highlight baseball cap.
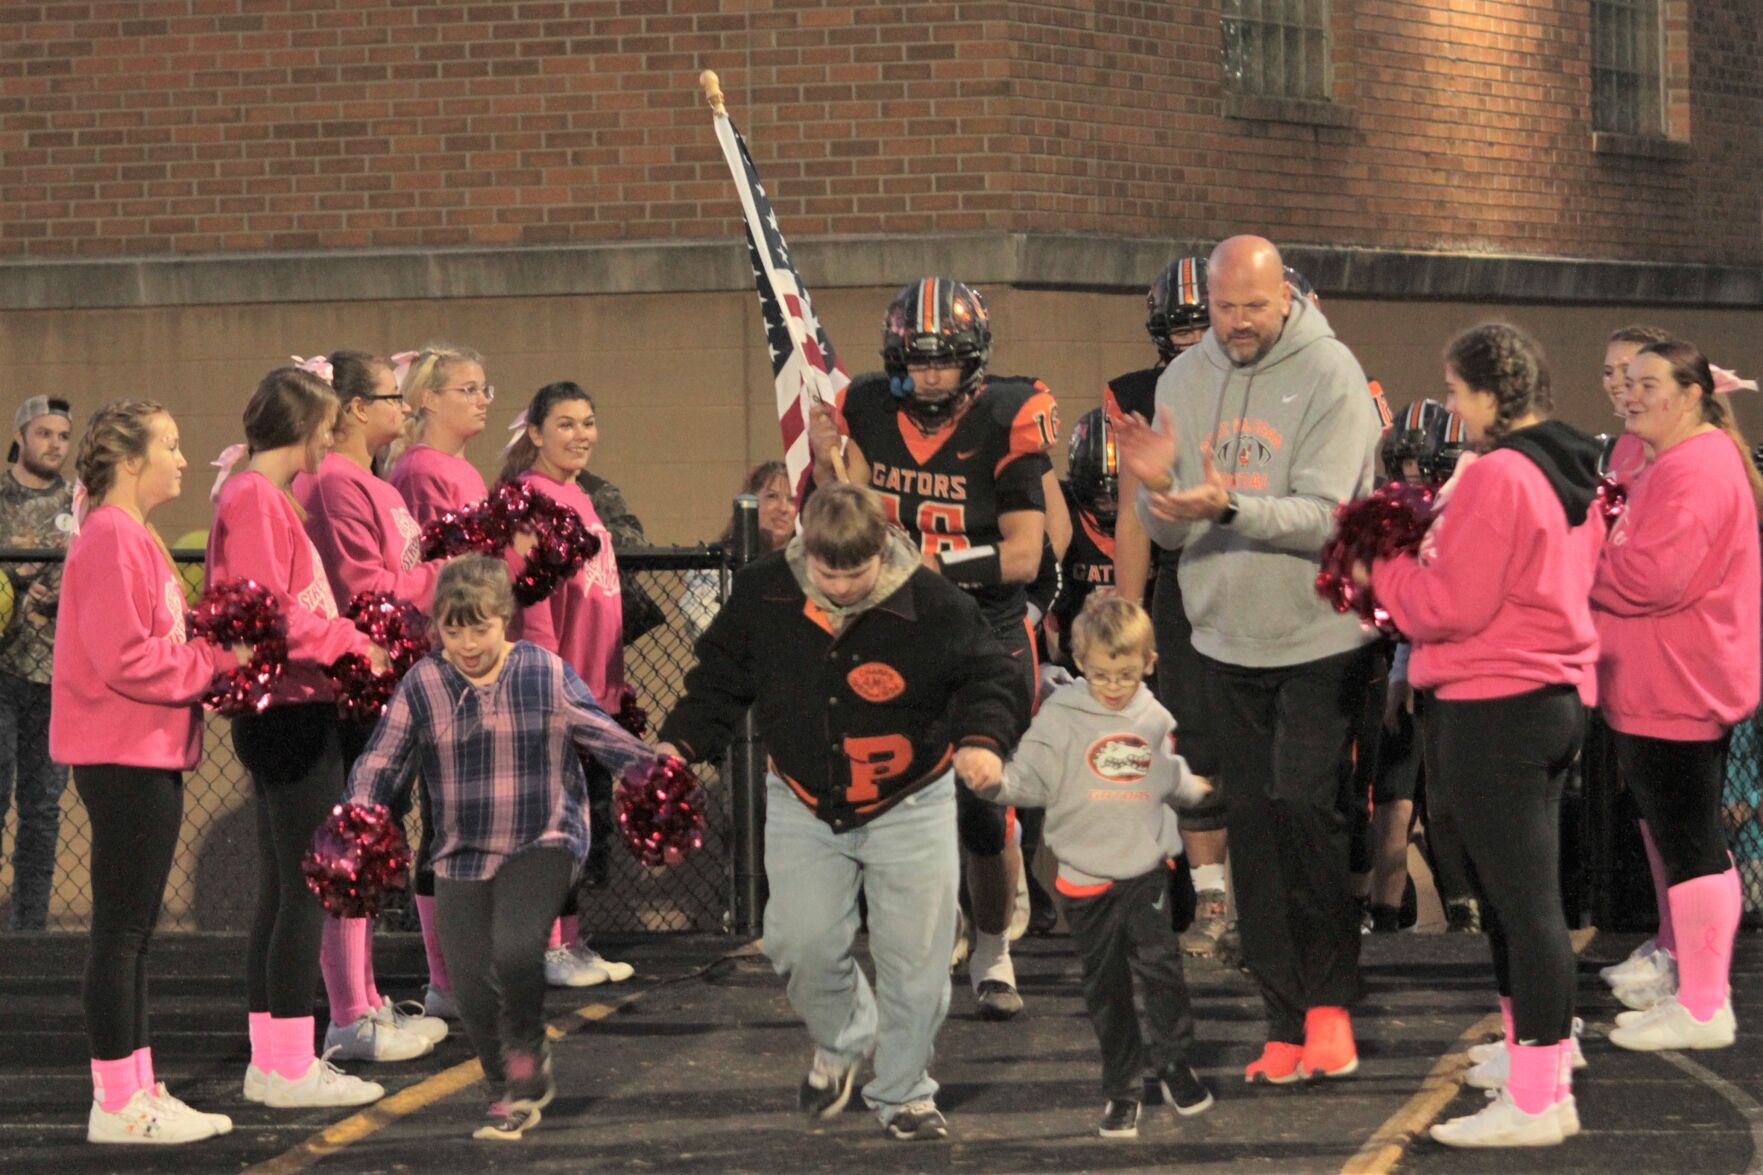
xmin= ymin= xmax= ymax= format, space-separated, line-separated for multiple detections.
xmin=14 ymin=396 xmax=71 ymax=433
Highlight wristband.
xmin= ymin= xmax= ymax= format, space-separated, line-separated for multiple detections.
xmin=937 ymin=543 xmax=1003 ymax=587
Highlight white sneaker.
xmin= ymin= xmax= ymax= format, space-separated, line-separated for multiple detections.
xmin=424 ymin=983 xmax=460 ymax=1020
xmin=1555 ymin=1095 xmax=1580 ymax=1138
xmin=241 ymin=1063 xmax=268 ymax=1104
xmin=263 ymin=1049 xmax=386 ymax=1108
xmin=325 ymin=1009 xmax=435 ymax=1062
xmin=147 ymin=1085 xmax=234 ymax=1136
xmin=569 ymin=945 xmax=634 ymax=983
xmin=544 ymin=945 xmax=610 ymax=987
xmin=1600 ymin=938 xmax=1662 ymax=987
xmin=382 ymin=998 xmax=449 ymax=1043
xmin=1430 ymin=1090 xmax=1565 ymax=1148
xmin=1614 ymin=961 xmax=1678 ymax=1011
xmin=88 ymin=1089 xmax=217 ymax=1145
xmin=1608 ymin=996 xmax=1736 ymax=1051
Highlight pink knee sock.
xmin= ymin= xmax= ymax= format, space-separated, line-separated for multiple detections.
xmin=1638 ymin=820 xmax=1676 ymax=954
xmin=416 ymin=895 xmax=451 ymax=994
xmin=267 ymin=1015 xmax=317 ymax=1080
xmin=1507 ymin=1042 xmax=1556 ymax=1115
xmin=133 ymin=1046 xmax=154 ymax=1091
xmin=248 ymin=1010 xmax=273 ymax=1072
xmin=1555 ymin=1040 xmax=1574 ymax=1104
xmin=91 ymin=1055 xmax=140 ymax=1112
xmin=321 ymin=916 xmax=377 ymax=1027
xmin=1669 ymin=870 xmax=1741 ymax=1021
xmin=1498 ymin=995 xmax=1514 ymax=1042
xmin=551 ymin=915 xmax=579 ymax=950
xmin=362 ymin=920 xmax=383 ymax=1009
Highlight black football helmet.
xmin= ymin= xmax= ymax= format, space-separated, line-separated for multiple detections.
xmin=1381 ymin=399 xmax=1468 ymax=487
xmin=1427 ymin=407 xmax=1472 ymax=484
xmin=1284 ymin=265 xmax=1317 ymax=303
xmin=882 ymin=276 xmax=991 ymax=430
xmin=1067 ymin=408 xmax=1119 ymax=524
xmin=1147 ymin=257 xmax=1210 ymax=362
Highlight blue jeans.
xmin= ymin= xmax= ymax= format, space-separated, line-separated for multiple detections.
xmin=762 ymin=773 xmax=959 ymax=1123
xmin=0 ymin=672 xmax=66 ymax=930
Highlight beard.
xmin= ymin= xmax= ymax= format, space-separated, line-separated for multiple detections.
xmin=19 ymin=451 xmax=63 ymax=482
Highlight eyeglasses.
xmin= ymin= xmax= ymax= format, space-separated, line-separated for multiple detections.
xmin=1085 ymin=670 xmax=1144 ymax=688
xmin=362 ymin=394 xmax=406 ymax=403
xmin=436 ymin=384 xmax=495 ymax=403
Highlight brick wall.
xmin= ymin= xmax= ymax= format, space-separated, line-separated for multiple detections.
xmin=0 ymin=1 xmax=1757 ymax=264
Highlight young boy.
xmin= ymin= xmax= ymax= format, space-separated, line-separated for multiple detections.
xmin=970 ymin=593 xmax=1213 ymax=1138
xmin=347 ymin=555 xmax=661 ymax=1141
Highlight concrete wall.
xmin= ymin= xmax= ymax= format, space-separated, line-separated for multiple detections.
xmin=4 ymin=285 xmax=1758 ymax=544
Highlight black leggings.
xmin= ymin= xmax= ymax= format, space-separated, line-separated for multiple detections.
xmin=1614 ymin=729 xmax=1732 ymax=885
xmin=234 ymin=703 xmax=347 ymax=1017
xmin=1426 ymin=685 xmax=1582 ymax=1044
xmin=76 ymin=766 xmax=183 ymax=1060
xmin=435 ymin=847 xmax=575 ymax=1086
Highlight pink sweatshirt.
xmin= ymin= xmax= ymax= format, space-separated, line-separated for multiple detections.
xmin=389 ymin=443 xmax=488 ymax=528
xmin=1592 ymin=428 xmax=1761 ymax=740
xmin=295 ymin=453 xmax=440 ymax=611
xmin=207 ymin=470 xmax=373 ymax=706
xmin=51 ymin=506 xmax=227 ymax=769
xmin=507 ymin=469 xmax=625 ymax=701
xmin=1373 ymin=449 xmax=1603 ymax=703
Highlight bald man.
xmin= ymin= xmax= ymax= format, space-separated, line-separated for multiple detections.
xmin=1116 ymin=236 xmax=1383 ymax=1085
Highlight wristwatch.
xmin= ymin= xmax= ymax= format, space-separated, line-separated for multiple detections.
xmin=1217 ymin=492 xmax=1239 ymax=526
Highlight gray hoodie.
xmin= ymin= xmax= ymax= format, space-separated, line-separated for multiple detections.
xmin=991 ymin=681 xmax=1206 ymax=891
xmin=1136 ymin=295 xmax=1380 ymax=668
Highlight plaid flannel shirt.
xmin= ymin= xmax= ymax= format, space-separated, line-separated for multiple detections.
xmin=347 ymin=640 xmax=656 ymax=881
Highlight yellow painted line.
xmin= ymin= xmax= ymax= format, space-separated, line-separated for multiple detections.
xmin=248 ymin=944 xmax=755 ymax=1174
xmin=1341 ymin=926 xmax=1598 ymax=1175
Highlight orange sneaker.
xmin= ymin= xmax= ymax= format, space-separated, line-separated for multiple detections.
xmin=1244 ymin=1041 xmax=1304 ymax=1084
xmin=1301 ymin=1006 xmax=1358 ymax=1079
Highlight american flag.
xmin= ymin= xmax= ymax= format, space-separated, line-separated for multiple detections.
xmin=711 ymin=113 xmax=849 ymax=500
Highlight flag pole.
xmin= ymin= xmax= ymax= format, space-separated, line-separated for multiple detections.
xmin=699 ymin=70 xmax=848 ymax=485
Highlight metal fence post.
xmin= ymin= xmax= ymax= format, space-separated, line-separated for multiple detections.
xmin=727 ymin=495 xmax=768 ymax=935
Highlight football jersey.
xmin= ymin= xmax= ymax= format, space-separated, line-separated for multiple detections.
xmin=1051 ymin=480 xmax=1117 ymax=640
xmin=836 ymin=371 xmax=1058 ymax=627
xmin=1102 ymin=365 xmax=1162 ymax=425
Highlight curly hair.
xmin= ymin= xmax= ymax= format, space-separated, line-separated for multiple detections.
xmin=1444 ymin=323 xmax=1553 ymax=443
xmin=76 ymin=399 xmax=168 ymax=507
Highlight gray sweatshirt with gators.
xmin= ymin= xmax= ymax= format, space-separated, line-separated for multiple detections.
xmin=1136 ymin=295 xmax=1380 ymax=668
xmin=990 ymin=681 xmax=1207 ymax=890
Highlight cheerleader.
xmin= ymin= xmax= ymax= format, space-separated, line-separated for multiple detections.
xmin=1365 ymin=324 xmax=1604 ymax=1147
xmin=209 ymin=367 xmax=389 ymax=1109
xmin=346 ymin=555 xmax=660 ymax=1140
xmin=1593 ymin=341 xmax=1760 ymax=1050
xmin=387 ymin=342 xmax=495 ymax=1017
xmin=55 ymin=402 xmax=241 ymax=1143
xmin=292 ymin=351 xmax=448 ymax=1062
xmin=499 ymin=381 xmax=634 ymax=988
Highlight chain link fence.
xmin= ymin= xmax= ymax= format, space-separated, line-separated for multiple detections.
xmin=0 ymin=546 xmax=738 ymax=935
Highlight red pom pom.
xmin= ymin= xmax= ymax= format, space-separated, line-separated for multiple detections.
xmin=614 ymin=756 xmax=706 ymax=869
xmin=302 ymin=801 xmax=412 ymax=917
xmin=1596 ymin=475 xmax=1628 ymax=522
xmin=417 ymin=480 xmax=602 ymax=607
xmin=1315 ymin=482 xmax=1436 ymax=636
xmin=186 ymin=578 xmax=290 ymax=716
xmin=613 ymin=684 xmax=648 ymax=738
xmin=325 ymin=592 xmax=433 ymax=722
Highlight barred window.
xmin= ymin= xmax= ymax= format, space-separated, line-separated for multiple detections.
xmin=1222 ymin=0 xmax=1330 ymax=102
xmin=1592 ymin=0 xmax=1665 ymax=137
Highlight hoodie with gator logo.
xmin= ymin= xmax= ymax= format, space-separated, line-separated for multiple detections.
xmin=988 ymin=680 xmax=1206 ymax=892
xmin=1137 ymin=295 xmax=1381 ymax=668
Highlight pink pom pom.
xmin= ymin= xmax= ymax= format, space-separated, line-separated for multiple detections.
xmin=614 ymin=756 xmax=707 ymax=869
xmin=1595 ymin=475 xmax=1628 ymax=522
xmin=186 ymin=578 xmax=290 ymax=716
xmin=302 ymin=802 xmax=412 ymax=917
xmin=1315 ymin=482 xmax=1435 ymax=636
xmin=418 ymin=480 xmax=602 ymax=607
xmin=325 ymin=592 xmax=432 ymax=722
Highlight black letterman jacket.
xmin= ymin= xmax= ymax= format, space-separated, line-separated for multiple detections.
xmin=659 ymin=548 xmax=1026 ymax=832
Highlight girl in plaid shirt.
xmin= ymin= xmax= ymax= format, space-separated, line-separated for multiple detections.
xmin=346 ymin=555 xmax=660 ymax=1141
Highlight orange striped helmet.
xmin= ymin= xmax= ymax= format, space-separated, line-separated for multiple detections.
xmin=882 ymin=277 xmax=991 ymax=425
xmin=1147 ymin=257 xmax=1210 ymax=361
